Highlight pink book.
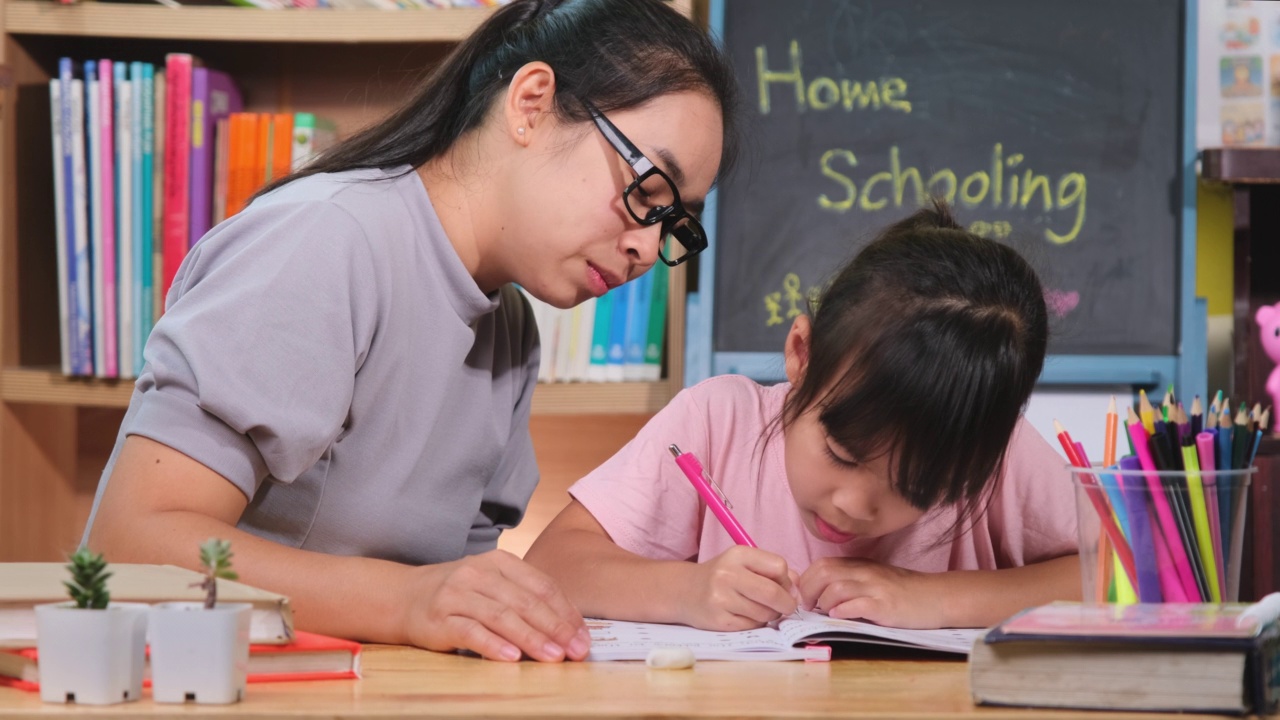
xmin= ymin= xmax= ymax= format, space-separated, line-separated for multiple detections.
xmin=98 ymin=60 xmax=117 ymax=378
xmin=188 ymin=68 xmax=241 ymax=246
xmin=161 ymin=53 xmax=195 ymax=297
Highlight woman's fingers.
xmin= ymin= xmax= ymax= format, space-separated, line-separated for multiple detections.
xmin=489 ymin=551 xmax=590 ymax=659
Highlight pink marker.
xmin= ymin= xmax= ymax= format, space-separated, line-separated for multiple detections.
xmin=669 ymin=444 xmax=757 ymax=548
xmin=1128 ymin=421 xmax=1200 ymax=601
xmin=1196 ymin=431 xmax=1225 ymax=601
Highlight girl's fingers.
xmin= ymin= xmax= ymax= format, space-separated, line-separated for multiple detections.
xmin=738 ymin=572 xmax=798 ymax=618
xmin=813 ymin=580 xmax=863 ymax=615
xmin=826 ymin=596 xmax=879 ymax=623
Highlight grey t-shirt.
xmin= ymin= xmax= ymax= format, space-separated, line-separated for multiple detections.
xmin=83 ymin=166 xmax=541 ymax=565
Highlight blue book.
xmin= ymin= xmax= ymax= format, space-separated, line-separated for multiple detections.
xmin=586 ymin=290 xmax=614 ymax=382
xmin=605 ymin=283 xmax=631 ymax=382
xmin=622 ymin=270 xmax=653 ymax=381
xmin=58 ymin=58 xmax=88 ymax=375
xmin=131 ymin=61 xmax=151 ymax=377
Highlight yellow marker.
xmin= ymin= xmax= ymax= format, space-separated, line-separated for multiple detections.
xmin=1182 ymin=444 xmax=1221 ymax=602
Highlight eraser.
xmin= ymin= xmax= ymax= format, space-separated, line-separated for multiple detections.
xmin=645 ymin=646 xmax=696 ymax=669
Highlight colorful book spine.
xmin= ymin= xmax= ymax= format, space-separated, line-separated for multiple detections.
xmin=622 ymin=270 xmax=653 ymax=381
xmin=69 ymin=76 xmax=93 ymax=377
xmin=130 ymin=61 xmax=147 ymax=378
xmin=586 ymin=290 xmax=614 ymax=382
xmin=640 ymin=262 xmax=669 ymax=382
xmin=136 ymin=62 xmax=155 ymax=373
xmin=188 ymin=68 xmax=242 ymax=245
xmin=605 ymin=282 xmax=630 ymax=382
xmin=98 ymin=61 xmax=117 ymax=377
xmin=161 ymin=53 xmax=194 ymax=296
xmin=49 ymin=78 xmax=70 ymax=376
xmin=85 ymin=61 xmax=106 ymax=377
xmin=58 ymin=59 xmax=84 ymax=375
xmin=114 ymin=62 xmax=134 ymax=378
xmin=151 ymin=69 xmax=165 ymax=319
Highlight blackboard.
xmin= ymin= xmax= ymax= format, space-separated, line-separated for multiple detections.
xmin=712 ymin=0 xmax=1183 ymax=357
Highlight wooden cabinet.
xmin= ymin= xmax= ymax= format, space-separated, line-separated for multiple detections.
xmin=0 ymin=0 xmax=690 ymax=561
xmin=1201 ymin=147 xmax=1280 ymax=601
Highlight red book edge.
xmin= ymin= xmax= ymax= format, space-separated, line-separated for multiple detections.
xmin=0 ymin=630 xmax=360 ymax=691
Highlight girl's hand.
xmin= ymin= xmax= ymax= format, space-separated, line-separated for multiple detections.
xmin=680 ymin=546 xmax=798 ymax=631
xmin=797 ymin=557 xmax=943 ymax=629
xmin=404 ymin=550 xmax=591 ymax=663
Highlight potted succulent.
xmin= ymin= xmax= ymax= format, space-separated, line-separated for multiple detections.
xmin=34 ymin=548 xmax=148 ymax=705
xmin=148 ymin=538 xmax=252 ymax=704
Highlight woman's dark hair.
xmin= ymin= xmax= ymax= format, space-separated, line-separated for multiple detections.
xmin=782 ymin=199 xmax=1048 ymax=526
xmin=258 ymin=0 xmax=739 ymax=196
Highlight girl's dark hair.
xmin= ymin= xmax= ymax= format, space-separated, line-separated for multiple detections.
xmin=783 ymin=199 xmax=1048 ymax=525
xmin=259 ymin=0 xmax=739 ymax=195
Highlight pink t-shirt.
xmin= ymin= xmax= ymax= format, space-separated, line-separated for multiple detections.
xmin=570 ymin=375 xmax=1078 ymax=573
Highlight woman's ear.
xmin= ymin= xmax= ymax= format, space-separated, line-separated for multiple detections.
xmin=503 ymin=61 xmax=557 ymax=146
xmin=784 ymin=315 xmax=812 ymax=385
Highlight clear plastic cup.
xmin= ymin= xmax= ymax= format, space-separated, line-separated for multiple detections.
xmin=1071 ymin=465 xmax=1255 ymax=604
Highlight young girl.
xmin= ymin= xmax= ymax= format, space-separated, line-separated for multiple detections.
xmin=525 ymin=201 xmax=1081 ymax=632
xmin=83 ymin=0 xmax=738 ymax=663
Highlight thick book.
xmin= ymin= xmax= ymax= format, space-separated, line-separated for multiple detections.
xmin=585 ymin=610 xmax=982 ymax=662
xmin=0 ymin=630 xmax=360 ymax=691
xmin=970 ymin=598 xmax=1280 ymax=716
xmin=0 ymin=563 xmax=294 ymax=648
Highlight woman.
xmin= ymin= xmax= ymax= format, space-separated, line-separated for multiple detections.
xmin=83 ymin=0 xmax=738 ymax=663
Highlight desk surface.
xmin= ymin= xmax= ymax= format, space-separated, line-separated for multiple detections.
xmin=0 ymin=645 xmax=1232 ymax=719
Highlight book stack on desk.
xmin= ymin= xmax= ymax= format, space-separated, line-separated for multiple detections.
xmin=970 ymin=596 xmax=1280 ymax=716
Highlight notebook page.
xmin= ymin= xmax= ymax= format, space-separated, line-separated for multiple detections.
xmin=585 ymin=618 xmax=812 ymax=661
xmin=777 ymin=610 xmax=982 ymax=654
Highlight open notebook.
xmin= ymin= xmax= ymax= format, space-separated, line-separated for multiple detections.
xmin=585 ymin=609 xmax=983 ymax=662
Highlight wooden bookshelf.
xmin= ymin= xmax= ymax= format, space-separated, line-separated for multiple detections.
xmin=1 ymin=366 xmax=681 ymax=414
xmin=0 ymin=0 xmax=696 ymax=561
xmin=5 ymin=1 xmax=495 ymax=43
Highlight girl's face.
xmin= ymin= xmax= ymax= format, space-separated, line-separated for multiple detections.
xmin=502 ymin=89 xmax=723 ymax=308
xmin=781 ymin=316 xmax=927 ymax=544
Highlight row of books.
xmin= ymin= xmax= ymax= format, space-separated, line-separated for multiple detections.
xmin=51 ymin=54 xmax=334 ymax=379
xmin=521 ymin=262 xmax=669 ymax=384
xmin=130 ymin=0 xmax=512 ymax=8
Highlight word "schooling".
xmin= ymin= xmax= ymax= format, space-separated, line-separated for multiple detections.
xmin=818 ymin=145 xmax=1087 ymax=245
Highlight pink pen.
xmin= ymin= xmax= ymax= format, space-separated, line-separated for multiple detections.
xmin=669 ymin=444 xmax=757 ymax=548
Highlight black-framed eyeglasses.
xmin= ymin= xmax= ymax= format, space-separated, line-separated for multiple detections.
xmin=583 ymin=100 xmax=707 ymax=267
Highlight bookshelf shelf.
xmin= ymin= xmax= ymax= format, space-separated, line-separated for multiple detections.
xmin=4 ymin=1 xmax=495 ymax=43
xmin=0 ymin=367 xmax=675 ymax=414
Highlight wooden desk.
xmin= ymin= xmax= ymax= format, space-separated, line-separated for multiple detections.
xmin=0 ymin=645 xmax=1230 ymax=719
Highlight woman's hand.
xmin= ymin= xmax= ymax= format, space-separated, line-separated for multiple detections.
xmin=797 ymin=557 xmax=942 ymax=629
xmin=405 ymin=549 xmax=591 ymax=663
xmin=679 ymin=546 xmax=798 ymax=631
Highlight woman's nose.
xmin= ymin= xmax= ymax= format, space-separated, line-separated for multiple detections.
xmin=620 ymin=223 xmax=663 ymax=275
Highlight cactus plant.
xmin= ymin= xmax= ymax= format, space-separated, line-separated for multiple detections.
xmin=63 ymin=548 xmax=110 ymax=610
xmin=196 ymin=539 xmax=238 ymax=609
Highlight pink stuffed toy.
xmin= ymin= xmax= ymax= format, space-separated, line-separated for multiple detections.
xmin=1257 ymin=301 xmax=1280 ymax=422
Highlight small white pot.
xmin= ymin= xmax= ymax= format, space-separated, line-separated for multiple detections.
xmin=34 ymin=601 xmax=148 ymax=705
xmin=148 ymin=601 xmax=251 ymax=704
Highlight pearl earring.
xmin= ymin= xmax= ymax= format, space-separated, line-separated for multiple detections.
xmin=517 ymin=127 xmax=525 ymax=135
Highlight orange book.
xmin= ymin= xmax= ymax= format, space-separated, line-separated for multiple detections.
xmin=0 ymin=630 xmax=361 ymax=691
xmin=271 ymin=112 xmax=294 ymax=182
xmin=255 ymin=111 xmax=271 ymax=192
xmin=227 ymin=112 xmax=259 ymax=217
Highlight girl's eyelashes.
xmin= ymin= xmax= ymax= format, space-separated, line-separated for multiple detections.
xmin=823 ymin=442 xmax=860 ymax=469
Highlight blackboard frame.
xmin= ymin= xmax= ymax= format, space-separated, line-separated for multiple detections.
xmin=684 ymin=0 xmax=1205 ymax=398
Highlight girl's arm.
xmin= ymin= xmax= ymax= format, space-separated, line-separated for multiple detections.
xmin=797 ymin=554 xmax=1080 ymax=629
xmin=525 ymin=499 xmax=798 ymax=631
xmin=88 ymin=435 xmax=590 ymax=663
